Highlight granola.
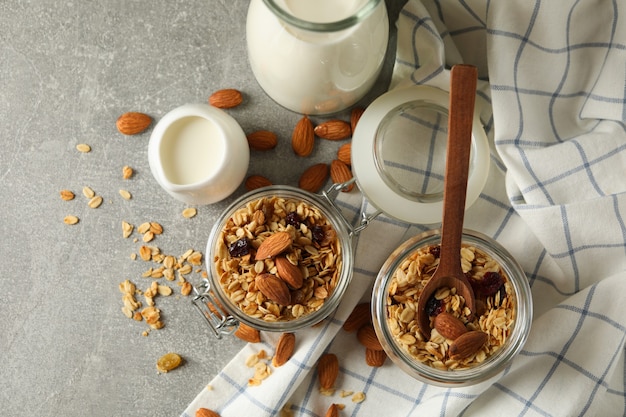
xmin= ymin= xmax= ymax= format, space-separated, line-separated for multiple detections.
xmin=386 ymin=244 xmax=516 ymax=370
xmin=213 ymin=195 xmax=342 ymax=323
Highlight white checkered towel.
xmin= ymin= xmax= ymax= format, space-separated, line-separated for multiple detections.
xmin=183 ymin=1 xmax=626 ymax=416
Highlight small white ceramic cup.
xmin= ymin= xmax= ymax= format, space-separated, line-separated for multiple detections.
xmin=148 ymin=103 xmax=249 ymax=205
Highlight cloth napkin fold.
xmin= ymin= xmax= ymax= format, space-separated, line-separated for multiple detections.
xmin=184 ymin=1 xmax=626 ymax=416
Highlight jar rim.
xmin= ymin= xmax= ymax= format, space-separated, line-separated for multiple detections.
xmin=262 ymin=0 xmax=382 ymax=32
xmin=371 ymin=229 xmax=533 ymax=386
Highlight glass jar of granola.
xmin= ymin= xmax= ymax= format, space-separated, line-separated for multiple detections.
xmin=371 ymin=229 xmax=532 ymax=386
xmin=196 ymin=185 xmax=356 ymax=336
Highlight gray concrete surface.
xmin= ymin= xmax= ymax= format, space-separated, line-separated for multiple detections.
xmin=0 ymin=1 xmax=406 ymax=416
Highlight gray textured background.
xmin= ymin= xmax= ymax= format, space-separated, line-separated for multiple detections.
xmin=0 ymin=1 xmax=406 ymax=416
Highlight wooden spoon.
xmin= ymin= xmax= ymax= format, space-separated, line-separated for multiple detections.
xmin=416 ymin=64 xmax=478 ymax=340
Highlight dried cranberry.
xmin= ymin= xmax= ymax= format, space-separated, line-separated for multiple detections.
xmin=470 ymin=271 xmax=505 ymax=297
xmin=285 ymin=212 xmax=301 ymax=228
xmin=425 ymin=296 xmax=444 ymax=316
xmin=429 ymin=245 xmax=441 ymax=258
xmin=311 ymin=225 xmax=325 ymax=244
xmin=228 ymin=238 xmax=251 ymax=257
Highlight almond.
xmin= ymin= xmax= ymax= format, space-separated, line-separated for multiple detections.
xmin=234 ymin=323 xmax=261 ymax=343
xmin=356 ymin=323 xmax=383 ymax=351
xmin=247 ymin=130 xmax=278 ymax=151
xmin=330 ymin=159 xmax=354 ymax=192
xmin=314 ymin=119 xmax=351 ymax=140
xmin=434 ymin=312 xmax=468 ymax=341
xmin=116 ymin=112 xmax=152 ymax=135
xmin=255 ymin=273 xmax=291 ymax=306
xmin=317 ymin=353 xmax=339 ymax=390
xmin=291 ymin=115 xmax=315 ymax=156
xmin=275 ymin=256 xmax=304 ymax=289
xmin=272 ymin=332 xmax=296 ymax=367
xmin=342 ymin=302 xmax=371 ymax=332
xmin=245 ymin=175 xmax=272 ymax=191
xmin=337 ymin=142 xmax=351 ymax=166
xmin=325 ymin=404 xmax=339 ymax=417
xmin=196 ymin=408 xmax=221 ymax=417
xmin=350 ymin=107 xmax=365 ymax=132
xmin=209 ymin=88 xmax=243 ymax=108
xmin=365 ymin=348 xmax=387 ymax=367
xmin=449 ymin=330 xmax=488 ymax=360
xmin=255 ymin=231 xmax=292 ymax=260
xmin=298 ymin=163 xmax=329 ymax=193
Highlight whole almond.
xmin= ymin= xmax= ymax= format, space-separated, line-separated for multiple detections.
xmin=245 ymin=175 xmax=272 ymax=191
xmin=330 ymin=159 xmax=354 ymax=192
xmin=350 ymin=107 xmax=365 ymax=132
xmin=342 ymin=302 xmax=371 ymax=332
xmin=272 ymin=332 xmax=296 ymax=367
xmin=247 ymin=130 xmax=278 ymax=151
xmin=234 ymin=323 xmax=261 ymax=343
xmin=196 ymin=408 xmax=221 ymax=417
xmin=255 ymin=273 xmax=291 ymax=306
xmin=298 ymin=163 xmax=329 ymax=193
xmin=275 ymin=256 xmax=304 ymax=289
xmin=325 ymin=404 xmax=339 ymax=417
xmin=291 ymin=115 xmax=315 ymax=156
xmin=209 ymin=88 xmax=243 ymax=108
xmin=116 ymin=112 xmax=152 ymax=135
xmin=434 ymin=312 xmax=468 ymax=341
xmin=337 ymin=142 xmax=351 ymax=166
xmin=255 ymin=231 xmax=292 ymax=260
xmin=314 ymin=119 xmax=351 ymax=140
xmin=356 ymin=323 xmax=383 ymax=351
xmin=449 ymin=330 xmax=488 ymax=360
xmin=317 ymin=353 xmax=339 ymax=390
xmin=365 ymin=348 xmax=387 ymax=367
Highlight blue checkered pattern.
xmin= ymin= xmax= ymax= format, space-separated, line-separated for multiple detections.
xmin=184 ymin=1 xmax=626 ymax=416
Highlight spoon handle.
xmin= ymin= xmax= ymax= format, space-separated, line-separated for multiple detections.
xmin=438 ymin=65 xmax=478 ymax=275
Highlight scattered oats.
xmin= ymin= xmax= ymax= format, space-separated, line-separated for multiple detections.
xmin=130 ymin=253 xmax=137 ymax=260
xmin=142 ymin=330 xmax=150 ymax=337
xmin=150 ymin=222 xmax=163 ymax=235
xmin=337 ymin=404 xmax=346 ymax=410
xmin=76 ymin=143 xmax=91 ymax=153
xmin=119 ymin=189 xmax=132 ymax=200
xmin=139 ymin=245 xmax=152 ymax=261
xmin=122 ymin=165 xmax=134 ymax=179
xmin=179 ymin=264 xmax=192 ymax=275
xmin=142 ymin=231 xmax=155 ymax=242
xmin=60 ymin=190 xmax=75 ymax=201
xmin=157 ymin=285 xmax=172 ymax=296
xmin=88 ymin=195 xmax=103 ymax=209
xmin=188 ymin=251 xmax=203 ymax=266
xmin=64 ymin=215 xmax=79 ymax=225
xmin=82 ymin=186 xmax=95 ymax=199
xmin=137 ymin=222 xmax=151 ymax=234
xmin=340 ymin=390 xmax=354 ymax=398
xmin=133 ymin=311 xmax=143 ymax=321
xmin=122 ymin=221 xmax=134 ymax=238
xmin=206 ymin=385 xmax=213 ymax=391
xmin=352 ymin=392 xmax=366 ymax=403
xmin=121 ymin=306 xmax=133 ymax=318
xmin=182 ymin=207 xmax=197 ymax=218
xmin=181 ymin=281 xmax=192 ymax=296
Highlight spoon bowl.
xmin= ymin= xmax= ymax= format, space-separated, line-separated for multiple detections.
xmin=416 ymin=65 xmax=478 ymax=340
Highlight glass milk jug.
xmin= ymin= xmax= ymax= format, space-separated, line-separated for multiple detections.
xmin=246 ymin=0 xmax=389 ymax=115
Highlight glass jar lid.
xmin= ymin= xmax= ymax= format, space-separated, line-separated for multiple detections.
xmin=351 ymin=85 xmax=490 ymax=224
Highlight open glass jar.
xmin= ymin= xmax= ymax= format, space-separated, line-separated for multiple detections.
xmin=371 ymin=229 xmax=532 ymax=386
xmin=195 ymin=185 xmax=356 ymax=336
